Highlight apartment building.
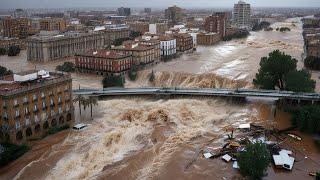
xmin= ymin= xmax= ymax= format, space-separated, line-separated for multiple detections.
xmin=40 ymin=18 xmax=67 ymax=32
xmin=2 ymin=17 xmax=29 ymax=39
xmin=0 ymin=70 xmax=74 ymax=144
xmin=233 ymin=0 xmax=251 ymax=29
xmin=75 ymin=50 xmax=133 ymax=76
xmin=172 ymin=33 xmax=193 ymax=53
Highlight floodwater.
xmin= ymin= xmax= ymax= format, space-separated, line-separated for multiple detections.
xmin=0 ymin=17 xmax=320 ymax=180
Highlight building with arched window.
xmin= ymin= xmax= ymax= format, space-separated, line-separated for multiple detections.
xmin=0 ymin=70 xmax=74 ymax=144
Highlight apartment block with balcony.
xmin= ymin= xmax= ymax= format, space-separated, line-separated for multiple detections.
xmin=0 ymin=70 xmax=74 ymax=144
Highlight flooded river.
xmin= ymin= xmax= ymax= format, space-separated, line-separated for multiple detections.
xmin=0 ymin=18 xmax=320 ymax=180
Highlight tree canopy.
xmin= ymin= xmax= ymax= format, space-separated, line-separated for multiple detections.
xmin=238 ymin=142 xmax=271 ymax=180
xmin=102 ymin=75 xmax=125 ymax=88
xmin=253 ymin=50 xmax=315 ymax=92
xmin=285 ymin=70 xmax=315 ymax=92
xmin=289 ymin=105 xmax=320 ymax=134
xmin=7 ymin=46 xmax=20 ymax=56
xmin=0 ymin=48 xmax=6 ymax=56
xmin=56 ymin=62 xmax=75 ymax=72
xmin=252 ymin=21 xmax=271 ymax=31
xmin=304 ymin=56 xmax=320 ymax=70
xmin=128 ymin=65 xmax=138 ymax=81
xmin=0 ymin=66 xmax=12 ymax=77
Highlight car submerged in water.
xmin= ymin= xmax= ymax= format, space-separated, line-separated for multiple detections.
xmin=72 ymin=123 xmax=88 ymax=131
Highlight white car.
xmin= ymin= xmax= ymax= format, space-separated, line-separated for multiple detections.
xmin=73 ymin=123 xmax=88 ymax=130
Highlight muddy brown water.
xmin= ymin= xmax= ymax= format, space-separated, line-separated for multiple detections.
xmin=0 ymin=18 xmax=319 ymax=180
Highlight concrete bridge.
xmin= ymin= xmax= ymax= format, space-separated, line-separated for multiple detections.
xmin=73 ymin=87 xmax=320 ymax=104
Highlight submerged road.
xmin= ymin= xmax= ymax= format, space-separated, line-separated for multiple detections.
xmin=73 ymin=88 xmax=320 ymax=102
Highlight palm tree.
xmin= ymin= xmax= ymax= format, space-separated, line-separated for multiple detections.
xmin=73 ymin=94 xmax=86 ymax=116
xmin=85 ymin=96 xmax=98 ymax=118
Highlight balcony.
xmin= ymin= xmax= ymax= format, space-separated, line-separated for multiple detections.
xmin=33 ymin=109 xmax=39 ymax=113
xmin=15 ymin=115 xmax=21 ymax=119
xmin=50 ymin=103 xmax=55 ymax=107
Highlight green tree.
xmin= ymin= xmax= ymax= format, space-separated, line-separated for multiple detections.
xmin=0 ymin=143 xmax=29 ymax=166
xmin=238 ymin=142 xmax=271 ymax=180
xmin=285 ymin=70 xmax=315 ymax=92
xmin=56 ymin=62 xmax=75 ymax=72
xmin=149 ymin=70 xmax=155 ymax=82
xmin=113 ymin=38 xmax=131 ymax=46
xmin=7 ymin=46 xmax=20 ymax=56
xmin=280 ymin=27 xmax=291 ymax=32
xmin=304 ymin=56 xmax=320 ymax=70
xmin=83 ymin=96 xmax=98 ymax=118
xmin=0 ymin=66 xmax=12 ymax=77
xmin=129 ymin=31 xmax=142 ymax=38
xmin=128 ymin=65 xmax=138 ymax=81
xmin=0 ymin=48 xmax=6 ymax=55
xmin=253 ymin=50 xmax=297 ymax=90
xmin=252 ymin=21 xmax=271 ymax=31
xmin=73 ymin=95 xmax=86 ymax=116
xmin=291 ymin=105 xmax=320 ymax=134
xmin=316 ymin=172 xmax=320 ymax=180
xmin=102 ymin=75 xmax=125 ymax=88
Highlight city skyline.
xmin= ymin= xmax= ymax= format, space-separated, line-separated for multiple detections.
xmin=2 ymin=0 xmax=320 ymax=9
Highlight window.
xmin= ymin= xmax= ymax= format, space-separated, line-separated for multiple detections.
xmin=58 ymin=107 xmax=62 ymax=114
xmin=13 ymin=99 xmax=18 ymax=106
xmin=41 ymin=92 xmax=45 ymax=98
xmin=34 ymin=115 xmax=39 ymax=122
xmin=51 ymin=110 xmax=55 ymax=116
xmin=15 ymin=122 xmax=21 ymax=130
xmin=3 ymin=112 xmax=8 ymax=120
xmin=58 ymin=97 xmax=62 ymax=103
xmin=34 ymin=105 xmax=38 ymax=112
xmin=33 ymin=94 xmax=37 ymax=101
xmin=2 ymin=101 xmax=7 ymax=108
xmin=25 ymin=107 xmax=29 ymax=115
xmin=15 ymin=109 xmax=20 ymax=117
xmin=66 ymin=104 xmax=70 ymax=111
xmin=23 ymin=96 xmax=28 ymax=103
xmin=25 ymin=118 xmax=30 ymax=126
xmin=42 ymin=101 xmax=46 ymax=109
xmin=50 ymin=99 xmax=54 ymax=106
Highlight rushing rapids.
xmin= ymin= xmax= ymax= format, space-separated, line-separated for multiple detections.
xmin=1 ymin=18 xmax=320 ymax=180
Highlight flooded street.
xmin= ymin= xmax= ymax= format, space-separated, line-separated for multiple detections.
xmin=0 ymin=18 xmax=310 ymax=90
xmin=0 ymin=17 xmax=320 ymax=180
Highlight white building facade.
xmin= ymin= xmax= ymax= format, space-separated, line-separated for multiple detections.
xmin=233 ymin=0 xmax=251 ymax=29
xmin=159 ymin=37 xmax=176 ymax=59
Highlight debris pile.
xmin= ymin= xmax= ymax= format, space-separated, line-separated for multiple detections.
xmin=201 ymin=123 xmax=302 ymax=172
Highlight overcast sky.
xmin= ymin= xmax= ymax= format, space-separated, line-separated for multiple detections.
xmin=2 ymin=0 xmax=320 ymax=9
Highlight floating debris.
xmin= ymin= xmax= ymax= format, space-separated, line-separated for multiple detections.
xmin=233 ymin=161 xmax=240 ymax=169
xmin=287 ymin=133 xmax=302 ymax=141
xmin=239 ymin=123 xmax=250 ymax=130
xmin=222 ymin=154 xmax=232 ymax=162
xmin=272 ymin=149 xmax=295 ymax=171
xmin=203 ymin=152 xmax=213 ymax=159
